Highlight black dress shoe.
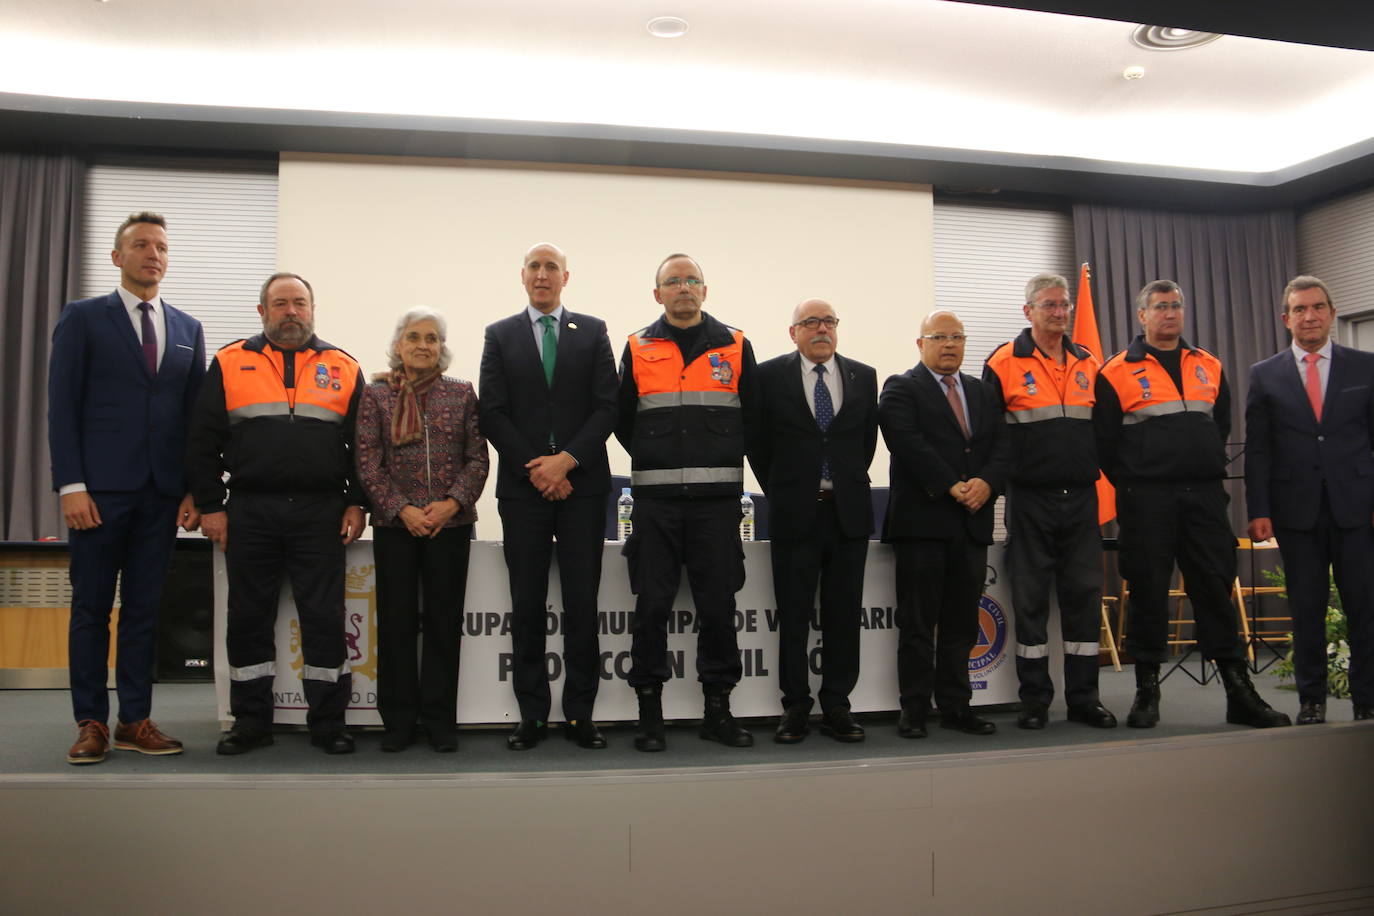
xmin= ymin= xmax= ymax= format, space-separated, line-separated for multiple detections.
xmin=380 ymin=730 xmax=414 ymax=752
xmin=1066 ymin=702 xmax=1118 ymax=729
xmin=564 ymin=719 xmax=607 ymax=749
xmin=507 ymin=719 xmax=547 ymax=750
xmin=216 ymin=727 xmax=274 ymax=756
xmin=897 ymin=709 xmax=927 ymax=739
xmin=1017 ymin=705 xmax=1048 ymax=730
xmin=1296 ymin=700 xmax=1326 ymax=725
xmin=819 ymin=708 xmax=865 ymax=743
xmin=310 ymin=731 xmax=355 ymax=755
xmin=428 ymin=731 xmax=459 ymax=753
xmin=940 ymin=711 xmax=996 ymax=735
xmin=1355 ymin=703 xmax=1373 ymax=721
xmin=774 ymin=706 xmax=810 ymax=744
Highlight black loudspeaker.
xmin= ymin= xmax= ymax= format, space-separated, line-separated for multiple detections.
xmin=155 ymin=542 xmax=215 ymax=682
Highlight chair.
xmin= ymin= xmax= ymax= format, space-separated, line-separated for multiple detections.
xmin=1234 ymin=537 xmax=1290 ymax=672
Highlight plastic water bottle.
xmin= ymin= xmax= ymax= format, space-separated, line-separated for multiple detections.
xmin=616 ymin=487 xmax=634 ymax=540
xmin=739 ymin=492 xmax=755 ymax=542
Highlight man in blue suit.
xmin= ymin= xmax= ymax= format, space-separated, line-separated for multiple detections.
xmin=48 ymin=212 xmax=206 ymax=764
xmin=1246 ymin=275 xmax=1374 ymax=724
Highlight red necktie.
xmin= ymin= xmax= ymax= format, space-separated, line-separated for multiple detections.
xmin=943 ymin=374 xmax=971 ymax=440
xmin=1304 ymin=352 xmax=1322 ymax=422
xmin=139 ymin=302 xmax=158 ymax=376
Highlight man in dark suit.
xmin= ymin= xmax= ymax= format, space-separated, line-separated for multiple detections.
xmin=479 ymin=242 xmax=619 ymax=750
xmin=1246 ymin=274 xmax=1374 ymax=723
xmin=747 ymin=298 xmax=878 ymax=743
xmin=48 ymin=211 xmax=206 ymax=764
xmin=879 ymin=310 xmax=1010 ymax=738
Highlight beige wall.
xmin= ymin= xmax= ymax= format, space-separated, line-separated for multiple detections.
xmin=278 ymin=153 xmax=934 ymax=536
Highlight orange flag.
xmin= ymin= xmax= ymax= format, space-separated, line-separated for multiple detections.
xmin=1075 ymin=263 xmax=1117 ymax=525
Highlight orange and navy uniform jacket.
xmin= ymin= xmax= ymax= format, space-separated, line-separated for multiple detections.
xmin=983 ymin=328 xmax=1100 ymax=488
xmin=614 ymin=312 xmax=755 ymax=499
xmin=1093 ymin=334 xmax=1231 ymax=485
xmin=186 ymin=333 xmax=366 ymax=513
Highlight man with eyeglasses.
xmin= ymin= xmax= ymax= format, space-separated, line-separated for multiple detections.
xmin=1096 ymin=279 xmax=1288 ymax=730
xmin=746 ymin=298 xmax=878 ymax=743
xmin=879 ymin=310 xmax=1010 ymax=738
xmin=616 ymin=253 xmax=758 ymax=752
xmin=983 ymin=273 xmax=1117 ymax=731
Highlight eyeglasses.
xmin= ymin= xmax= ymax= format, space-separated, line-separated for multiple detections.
xmin=659 ymin=277 xmax=703 ymax=289
xmin=1146 ymin=301 xmax=1184 ymax=312
xmin=1033 ymin=302 xmax=1073 ymax=313
xmin=794 ymin=317 xmax=840 ymax=330
xmin=921 ymin=333 xmax=967 ymax=343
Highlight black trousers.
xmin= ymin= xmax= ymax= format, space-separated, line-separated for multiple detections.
xmin=1116 ymin=482 xmax=1244 ymax=664
xmin=892 ymin=532 xmax=986 ymax=716
xmin=67 ymin=484 xmax=178 ymax=724
xmin=373 ymin=524 xmax=471 ymax=736
xmin=1275 ymin=488 xmax=1374 ymax=705
xmin=225 ymin=492 xmax=351 ymax=736
xmin=1005 ymin=484 xmax=1104 ymax=708
xmin=625 ymin=496 xmax=745 ymax=688
xmin=769 ymin=500 xmax=866 ymax=714
xmin=498 ymin=495 xmax=604 ymax=722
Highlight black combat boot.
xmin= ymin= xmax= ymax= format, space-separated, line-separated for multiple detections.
xmin=1126 ymin=662 xmax=1161 ymax=728
xmin=700 ymin=684 xmax=753 ymax=747
xmin=634 ymin=684 xmax=666 ymax=752
xmin=1217 ymin=658 xmax=1292 ymax=728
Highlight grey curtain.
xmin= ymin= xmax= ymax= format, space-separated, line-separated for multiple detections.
xmin=1073 ymin=202 xmax=1298 ymax=530
xmin=0 ymin=152 xmax=85 ymax=540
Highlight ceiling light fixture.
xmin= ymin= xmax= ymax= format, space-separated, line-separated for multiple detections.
xmin=1131 ymin=25 xmax=1222 ymax=51
xmin=646 ymin=16 xmax=689 ymax=39
xmin=1122 ymin=66 xmax=1145 ymax=80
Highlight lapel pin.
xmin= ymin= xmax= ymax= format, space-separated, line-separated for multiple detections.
xmin=567 ymin=322 xmax=578 ymax=330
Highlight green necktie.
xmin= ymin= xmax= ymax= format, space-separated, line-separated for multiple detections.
xmin=539 ymin=315 xmax=557 ymax=387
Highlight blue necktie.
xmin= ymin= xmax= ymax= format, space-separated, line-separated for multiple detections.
xmin=814 ymin=364 xmax=833 ymax=481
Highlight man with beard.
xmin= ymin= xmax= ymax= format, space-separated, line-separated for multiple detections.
xmin=187 ymin=272 xmax=367 ymax=755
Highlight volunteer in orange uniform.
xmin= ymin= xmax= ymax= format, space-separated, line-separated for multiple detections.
xmin=187 ymin=272 xmax=368 ymax=755
xmin=616 ymin=253 xmax=757 ymax=752
xmin=1095 ymin=279 xmax=1288 ymax=730
xmin=984 ymin=273 xmax=1116 ymax=730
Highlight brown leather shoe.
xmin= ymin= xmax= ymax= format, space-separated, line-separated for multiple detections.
xmin=113 ymin=719 xmax=184 ymax=756
xmin=68 ymin=719 xmax=110 ymax=765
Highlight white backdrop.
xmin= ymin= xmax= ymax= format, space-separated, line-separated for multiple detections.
xmin=213 ymin=541 xmax=1029 ymax=726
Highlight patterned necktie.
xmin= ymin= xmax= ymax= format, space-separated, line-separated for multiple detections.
xmin=814 ymin=364 xmax=833 ymax=481
xmin=943 ymin=374 xmax=971 ymax=440
xmin=539 ymin=315 xmax=557 ymax=387
xmin=138 ymin=302 xmax=158 ymax=375
xmin=1304 ymin=351 xmax=1323 ymax=422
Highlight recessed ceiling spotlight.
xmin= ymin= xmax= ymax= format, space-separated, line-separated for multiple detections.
xmin=1122 ymin=66 xmax=1145 ymax=80
xmin=646 ymin=16 xmax=689 ymax=39
xmin=1131 ymin=24 xmax=1222 ymax=51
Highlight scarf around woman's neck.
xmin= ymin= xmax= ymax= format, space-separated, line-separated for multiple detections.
xmin=387 ymin=368 xmax=440 ymax=446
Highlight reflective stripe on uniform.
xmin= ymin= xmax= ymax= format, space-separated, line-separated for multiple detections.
xmin=294 ymin=403 xmax=346 ymax=424
xmin=1004 ymin=404 xmax=1094 ymax=424
xmin=1015 ymin=643 xmax=1050 ymax=659
xmin=1121 ymin=399 xmax=1215 ymax=424
xmin=302 ymin=659 xmax=352 ymax=683
xmin=631 ymin=466 xmax=744 ymax=486
xmin=229 ymin=661 xmax=276 ymax=681
xmin=1064 ymin=641 xmax=1100 ymax=656
xmin=637 ymin=390 xmax=742 ymax=411
xmin=228 ymin=401 xmax=291 ymax=424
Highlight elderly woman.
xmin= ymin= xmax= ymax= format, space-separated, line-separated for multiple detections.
xmin=356 ymin=307 xmax=488 ymax=752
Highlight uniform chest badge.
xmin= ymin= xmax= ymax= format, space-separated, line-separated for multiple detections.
xmin=1075 ymin=370 xmax=1089 ymax=391
xmin=315 ymin=363 xmax=330 ymax=388
xmin=1022 ymin=370 xmax=1037 ymax=396
xmin=330 ymin=366 xmax=342 ymax=391
xmin=1139 ymin=377 xmax=1152 ymax=400
xmin=1194 ymin=364 xmax=1210 ymax=387
xmin=709 ymin=353 xmax=734 ymax=385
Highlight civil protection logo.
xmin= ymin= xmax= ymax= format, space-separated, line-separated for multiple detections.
xmin=969 ymin=594 xmax=1008 ymax=673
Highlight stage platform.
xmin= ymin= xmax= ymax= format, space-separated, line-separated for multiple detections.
xmin=3 ymin=666 xmax=1372 ymax=916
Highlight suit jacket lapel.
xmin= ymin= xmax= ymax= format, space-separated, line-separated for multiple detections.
xmin=962 ymin=372 xmax=980 ymax=433
xmin=106 ymin=294 xmax=151 ymax=378
xmin=786 ymin=353 xmax=816 ymax=426
xmin=1321 ymin=346 xmax=1347 ymax=426
xmin=916 ymin=367 xmax=961 ymax=435
xmin=513 ymin=311 xmax=544 ymax=384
